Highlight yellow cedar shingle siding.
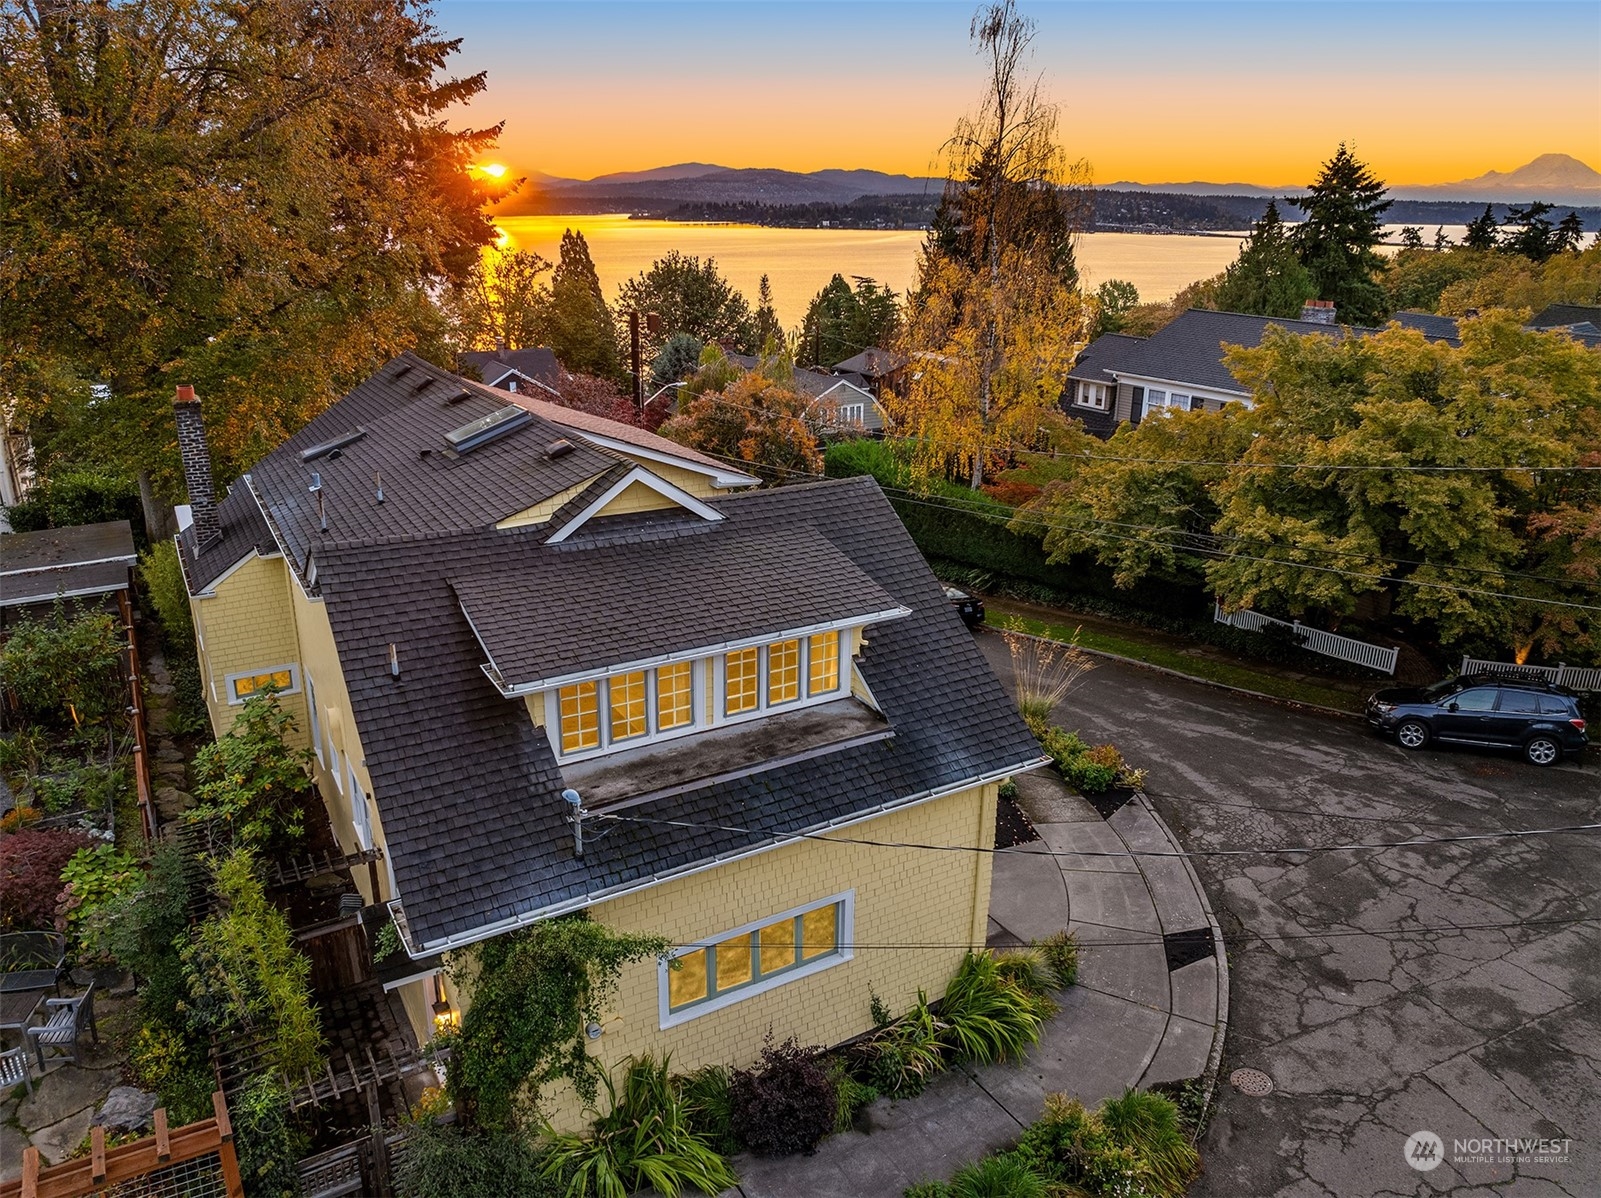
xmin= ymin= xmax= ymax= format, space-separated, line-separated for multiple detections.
xmin=191 ymin=554 xmax=307 ymax=739
xmin=466 ymin=781 xmax=999 ymax=1132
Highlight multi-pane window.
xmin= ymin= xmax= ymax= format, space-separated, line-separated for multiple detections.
xmin=227 ymin=665 xmax=300 ymax=704
xmin=1076 ymin=382 xmax=1107 ymax=410
xmin=768 ymin=640 xmax=800 ymax=706
xmin=665 ymin=896 xmax=850 ymax=1019
xmin=725 ymin=647 xmax=760 ymax=715
xmin=558 ymin=681 xmax=601 ymax=752
xmin=609 ymin=671 xmax=648 ymax=742
xmin=657 ymin=662 xmax=694 ymax=730
xmin=809 ymin=632 xmax=841 ymax=695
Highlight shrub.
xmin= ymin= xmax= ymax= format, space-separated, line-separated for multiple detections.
xmin=1001 ymin=621 xmax=1096 ymax=724
xmin=33 ymin=761 xmax=129 ymax=816
xmin=128 ymin=1024 xmax=215 ymax=1125
xmin=98 ymin=840 xmax=191 ymax=1013
xmin=0 ymin=604 xmax=126 ymax=729
xmin=187 ymin=693 xmax=310 ymax=847
xmin=948 ymin=1155 xmax=1047 ymax=1198
xmin=989 ymin=948 xmax=1055 ymax=999
xmin=938 ymin=952 xmax=1052 ymax=1065
xmin=540 ymin=1055 xmax=736 ymax=1198
xmin=396 ymin=1120 xmax=558 ymax=1198
xmin=57 ymin=843 xmax=142 ymax=959
xmin=857 ymin=992 xmax=947 ymax=1098
xmin=138 ymin=541 xmax=194 ymax=648
xmin=904 ymin=1184 xmax=951 ymax=1198
xmin=676 ymin=1065 xmax=738 ymax=1156
xmin=1009 ymin=1095 xmax=1114 ymax=1188
xmin=1035 ymin=931 xmax=1080 ymax=990
xmin=729 ymin=1036 xmax=838 ymax=1157
xmin=1099 ymin=1088 xmax=1199 ymax=1197
xmin=231 ymin=1073 xmax=308 ymax=1198
xmin=4 ymin=469 xmax=143 ymax=539
xmin=0 ymin=826 xmax=92 ymax=930
xmin=826 ymin=1056 xmax=877 ymax=1133
xmin=0 ymin=805 xmax=41 ymax=833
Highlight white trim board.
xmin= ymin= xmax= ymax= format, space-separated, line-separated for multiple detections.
xmin=544 ymin=465 xmax=723 ymax=544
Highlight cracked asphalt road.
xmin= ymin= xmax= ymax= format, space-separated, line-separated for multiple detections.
xmin=978 ymin=631 xmax=1600 ymax=1197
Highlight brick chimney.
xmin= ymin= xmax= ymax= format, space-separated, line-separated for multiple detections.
xmin=1300 ymin=299 xmax=1337 ymax=325
xmin=172 ymin=385 xmax=220 ymax=548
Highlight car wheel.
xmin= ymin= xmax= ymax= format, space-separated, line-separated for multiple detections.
xmin=1396 ymin=719 xmax=1430 ymax=751
xmin=1525 ymin=736 xmax=1561 ymax=767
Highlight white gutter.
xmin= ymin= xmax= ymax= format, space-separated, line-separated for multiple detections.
xmin=393 ymin=754 xmax=1050 ymax=958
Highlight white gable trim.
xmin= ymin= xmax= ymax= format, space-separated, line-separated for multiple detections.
xmin=1109 ymin=370 xmax=1251 ymax=401
xmin=545 ymin=465 xmax=723 ymax=545
xmin=558 ymin=431 xmax=760 ymax=489
xmin=484 ymin=365 xmax=561 ymax=397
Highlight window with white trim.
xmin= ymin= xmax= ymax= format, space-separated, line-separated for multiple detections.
xmin=1075 ymin=382 xmax=1108 ymax=410
xmin=347 ymin=754 xmax=372 ymax=851
xmin=225 ymin=664 xmax=301 ymax=705
xmin=720 ymin=634 xmax=844 ymax=721
xmin=1145 ymin=390 xmax=1188 ymax=416
xmin=306 ymin=674 xmax=323 ymax=765
xmin=837 ymin=403 xmax=866 ymax=425
xmin=660 ymin=892 xmax=853 ymax=1026
xmin=554 ymin=660 xmax=705 ymax=757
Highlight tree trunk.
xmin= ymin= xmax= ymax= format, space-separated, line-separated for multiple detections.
xmin=138 ymin=470 xmax=173 ymax=542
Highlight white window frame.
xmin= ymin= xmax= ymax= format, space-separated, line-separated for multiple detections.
xmin=346 ymin=753 xmax=372 ymax=851
xmin=545 ymin=632 xmax=852 ymax=763
xmin=224 ymin=663 xmax=302 ymax=706
xmin=306 ymin=673 xmax=323 ymax=766
xmin=658 ymin=891 xmax=855 ymax=1028
xmin=837 ymin=402 xmax=865 ymax=425
xmin=1075 ymin=382 xmax=1108 ymax=410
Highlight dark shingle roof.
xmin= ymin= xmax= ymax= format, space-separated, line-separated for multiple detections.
xmin=318 ymin=475 xmax=1043 ymax=950
xmin=1388 ymin=311 xmax=1462 ymax=342
xmin=454 ymin=522 xmax=905 ymax=689
xmin=1527 ymin=303 xmax=1601 ymax=330
xmin=833 ymin=348 xmax=907 ymax=378
xmin=1067 ymin=333 xmax=1148 ymax=383
xmin=1113 ymin=310 xmax=1360 ymax=395
xmin=178 ymin=485 xmax=277 ymax=593
xmin=459 ymin=347 xmax=563 ymax=389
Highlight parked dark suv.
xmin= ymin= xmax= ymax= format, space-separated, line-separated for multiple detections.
xmin=1365 ymin=675 xmax=1588 ymax=767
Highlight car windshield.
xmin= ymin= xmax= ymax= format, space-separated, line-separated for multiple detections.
xmin=1420 ymin=679 xmax=1461 ymax=701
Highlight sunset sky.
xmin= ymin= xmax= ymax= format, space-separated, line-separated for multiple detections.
xmin=439 ymin=0 xmax=1601 ymax=188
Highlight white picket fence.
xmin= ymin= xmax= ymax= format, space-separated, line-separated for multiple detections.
xmin=1214 ymin=602 xmax=1399 ymax=675
xmin=1459 ymin=657 xmax=1601 ymax=694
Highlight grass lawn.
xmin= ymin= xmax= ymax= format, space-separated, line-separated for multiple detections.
xmin=985 ymin=600 xmax=1368 ymax=714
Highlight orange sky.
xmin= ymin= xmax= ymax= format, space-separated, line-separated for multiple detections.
xmin=443 ymin=2 xmax=1601 ymax=188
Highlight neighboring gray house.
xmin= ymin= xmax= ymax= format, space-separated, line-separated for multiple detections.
xmin=832 ymin=348 xmax=908 ymax=399
xmin=726 ymin=354 xmax=889 ymax=434
xmin=1063 ymin=333 xmax=1145 ymax=438
xmin=458 ymin=347 xmax=564 ymax=397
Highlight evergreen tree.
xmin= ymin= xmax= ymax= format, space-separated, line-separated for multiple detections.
xmin=1091 ymin=279 xmax=1140 ymax=337
xmin=1433 ymin=226 xmax=1452 ymax=251
xmin=649 ymin=334 xmax=705 ymax=390
xmin=798 ymin=275 xmax=901 ymax=367
xmin=1463 ymin=205 xmax=1500 ymax=251
xmin=546 ymin=230 xmax=621 ymax=379
xmin=616 ymin=252 xmax=758 ymax=357
xmin=1399 ymin=226 xmax=1425 ymax=250
xmin=1212 ymin=201 xmax=1317 ymax=318
xmin=1554 ymin=212 xmax=1587 ymax=255
xmin=1502 ymin=202 xmax=1559 ymax=261
xmin=1289 ymin=144 xmax=1393 ymax=325
xmin=754 ymin=275 xmax=783 ymax=350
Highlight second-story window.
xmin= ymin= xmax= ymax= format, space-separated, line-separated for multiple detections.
xmin=657 ymin=661 xmax=694 ymax=730
xmin=559 ymin=681 xmax=601 ymax=753
xmin=768 ymin=640 xmax=800 ymax=706
xmin=809 ymin=631 xmax=840 ymax=694
xmin=609 ymin=671 xmax=648 ymax=742
xmin=725 ymin=647 xmax=760 ymax=716
xmin=556 ymin=662 xmax=706 ymax=757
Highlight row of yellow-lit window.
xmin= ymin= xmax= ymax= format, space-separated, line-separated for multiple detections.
xmin=557 ymin=661 xmax=693 ymax=754
xmin=668 ymin=902 xmax=840 ymax=1010
xmin=230 ymin=667 xmax=295 ymax=702
xmin=557 ymin=632 xmax=843 ymax=754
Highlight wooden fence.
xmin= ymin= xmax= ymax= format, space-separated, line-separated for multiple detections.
xmin=1214 ymin=602 xmax=1399 ymax=675
xmin=1460 ymin=656 xmax=1601 ymax=694
xmin=2 ymin=1092 xmax=242 ymax=1198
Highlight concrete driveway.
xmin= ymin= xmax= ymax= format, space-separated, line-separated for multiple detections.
xmin=976 ymin=630 xmax=1599 ymax=1197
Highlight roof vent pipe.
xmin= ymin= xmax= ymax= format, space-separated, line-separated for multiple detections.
xmin=172 ymin=386 xmax=220 ymax=549
xmin=562 ymin=788 xmax=586 ymax=857
xmin=309 ymin=472 xmax=327 ymax=532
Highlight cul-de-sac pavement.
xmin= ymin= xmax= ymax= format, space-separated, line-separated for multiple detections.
xmin=978 ymin=633 xmax=1600 ymax=1198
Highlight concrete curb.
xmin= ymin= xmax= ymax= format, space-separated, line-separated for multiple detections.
xmin=1133 ymin=792 xmax=1230 ymax=1125
xmin=980 ymin=624 xmax=1366 ymax=721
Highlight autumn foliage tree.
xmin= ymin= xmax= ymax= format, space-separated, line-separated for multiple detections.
xmin=660 ymin=371 xmax=821 ymax=483
xmin=1 ymin=0 xmax=507 ymax=495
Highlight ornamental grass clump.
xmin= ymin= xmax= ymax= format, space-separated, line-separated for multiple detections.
xmin=1003 ymin=620 xmax=1096 ymax=724
xmin=1098 ymin=1087 xmax=1200 ymax=1196
xmin=857 ymin=991 xmax=948 ymax=1098
xmin=937 ymin=952 xmax=1052 ymax=1064
xmin=539 ymin=1055 xmax=737 ymax=1198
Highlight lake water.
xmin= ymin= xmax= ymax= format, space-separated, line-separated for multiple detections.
xmin=495 ymin=214 xmax=1249 ymax=331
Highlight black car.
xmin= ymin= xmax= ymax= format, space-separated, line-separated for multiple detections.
xmin=1365 ymin=675 xmax=1588 ymax=767
xmin=943 ymin=585 xmax=985 ymax=629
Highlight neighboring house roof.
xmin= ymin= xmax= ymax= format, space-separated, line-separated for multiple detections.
xmin=1111 ymin=309 xmax=1367 ymax=396
xmin=1067 ymin=333 xmax=1148 ymax=384
xmin=0 ymin=520 xmax=135 ymax=607
xmin=1388 ymin=311 xmax=1462 ymax=342
xmin=458 ymin=347 xmax=564 ymax=393
xmin=317 ymin=474 xmax=1043 ymax=950
xmin=833 ymin=348 xmax=907 ymax=378
xmin=722 ymin=357 xmax=886 ymax=431
xmin=1527 ymin=303 xmax=1601 ymax=330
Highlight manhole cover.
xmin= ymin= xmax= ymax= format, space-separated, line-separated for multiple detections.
xmin=1230 ymin=1067 xmax=1275 ymax=1096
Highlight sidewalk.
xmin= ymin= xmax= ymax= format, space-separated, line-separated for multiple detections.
xmin=727 ymin=768 xmax=1227 ymax=1198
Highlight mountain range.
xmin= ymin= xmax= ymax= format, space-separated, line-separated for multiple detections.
xmin=501 ymin=154 xmax=1601 ymax=215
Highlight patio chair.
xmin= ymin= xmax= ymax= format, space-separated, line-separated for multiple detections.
xmin=0 ymin=1045 xmax=33 ymax=1095
xmin=25 ymin=981 xmax=98 ymax=1070
xmin=0 ymin=931 xmax=67 ymax=995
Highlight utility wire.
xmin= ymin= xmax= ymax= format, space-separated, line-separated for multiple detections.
xmin=596 ymin=811 xmax=1601 ymax=860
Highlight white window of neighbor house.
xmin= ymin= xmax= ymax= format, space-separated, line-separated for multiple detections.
xmin=659 ymin=892 xmax=854 ymax=1027
xmin=347 ymin=754 xmax=372 ymax=851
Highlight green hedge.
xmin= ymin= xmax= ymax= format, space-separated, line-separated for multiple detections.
xmin=824 ymin=442 xmax=1204 ymax=620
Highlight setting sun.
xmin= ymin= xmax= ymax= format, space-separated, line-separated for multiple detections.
xmin=477 ymin=162 xmax=507 ymax=178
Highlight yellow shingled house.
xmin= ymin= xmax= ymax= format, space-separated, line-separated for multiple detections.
xmin=173 ymin=355 xmax=1043 ymax=1127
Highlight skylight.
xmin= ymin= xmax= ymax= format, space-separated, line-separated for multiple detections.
xmin=444 ymin=404 xmax=532 ymax=453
